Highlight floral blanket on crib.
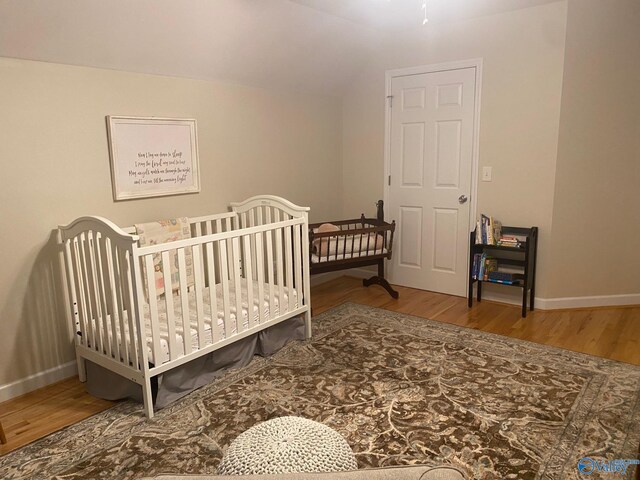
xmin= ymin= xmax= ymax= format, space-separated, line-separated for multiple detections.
xmin=135 ymin=218 xmax=195 ymax=296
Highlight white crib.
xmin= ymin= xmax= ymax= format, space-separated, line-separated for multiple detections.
xmin=58 ymin=195 xmax=311 ymax=418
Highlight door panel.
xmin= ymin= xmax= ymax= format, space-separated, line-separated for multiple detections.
xmin=435 ymin=120 xmax=461 ymax=187
xmin=433 ymin=208 xmax=458 ymax=272
xmin=398 ymin=206 xmax=423 ymax=268
xmin=401 ymin=123 xmax=425 ymax=186
xmin=388 ymin=67 xmax=476 ymax=296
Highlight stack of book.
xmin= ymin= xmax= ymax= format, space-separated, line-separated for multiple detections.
xmin=472 ymin=253 xmax=498 ymax=280
xmin=486 ymin=272 xmax=523 ymax=285
xmin=497 ymin=235 xmax=524 ymax=248
xmin=475 ymin=214 xmax=502 ymax=245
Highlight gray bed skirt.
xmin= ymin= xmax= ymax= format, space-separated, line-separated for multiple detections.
xmin=86 ymin=316 xmax=306 ymax=409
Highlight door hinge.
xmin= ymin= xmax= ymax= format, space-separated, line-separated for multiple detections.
xmin=386 ymin=95 xmax=393 ymax=108
xmin=388 ymin=175 xmax=391 ymax=186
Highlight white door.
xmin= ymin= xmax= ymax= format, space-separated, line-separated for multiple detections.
xmin=387 ymin=67 xmax=477 ymax=296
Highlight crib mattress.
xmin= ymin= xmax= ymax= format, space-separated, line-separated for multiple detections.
xmin=311 ymin=248 xmax=388 ymax=263
xmin=90 ymin=279 xmax=299 ymax=365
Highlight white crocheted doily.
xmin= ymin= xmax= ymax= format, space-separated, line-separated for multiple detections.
xmin=218 ymin=416 xmax=357 ymax=475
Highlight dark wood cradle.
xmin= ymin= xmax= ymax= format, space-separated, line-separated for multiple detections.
xmin=308 ymin=200 xmax=399 ymax=299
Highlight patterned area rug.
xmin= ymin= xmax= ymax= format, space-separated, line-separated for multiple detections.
xmin=2 ymin=303 xmax=639 ymax=480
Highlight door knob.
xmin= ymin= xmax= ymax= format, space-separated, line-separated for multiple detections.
xmin=458 ymin=195 xmax=468 ymax=204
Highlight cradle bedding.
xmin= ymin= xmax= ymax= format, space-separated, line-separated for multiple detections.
xmin=59 ymin=195 xmax=311 ymax=418
xmin=94 ymin=280 xmax=298 ymax=365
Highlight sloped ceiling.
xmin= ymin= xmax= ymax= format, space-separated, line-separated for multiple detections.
xmin=0 ymin=0 xmax=559 ymax=96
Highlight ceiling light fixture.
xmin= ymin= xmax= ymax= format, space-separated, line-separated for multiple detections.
xmin=385 ymin=0 xmax=429 ymax=26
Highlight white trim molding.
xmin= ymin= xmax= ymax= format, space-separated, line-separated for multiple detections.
xmin=535 ymin=293 xmax=640 ymax=310
xmin=0 ymin=360 xmax=78 ymax=403
xmin=478 ymin=290 xmax=640 ymax=310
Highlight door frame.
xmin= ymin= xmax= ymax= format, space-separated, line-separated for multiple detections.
xmin=383 ymin=58 xmax=483 ymax=287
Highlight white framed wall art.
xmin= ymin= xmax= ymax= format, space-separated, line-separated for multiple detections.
xmin=107 ymin=116 xmax=200 ymax=201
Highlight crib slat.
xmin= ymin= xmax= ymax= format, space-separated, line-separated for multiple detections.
xmin=218 ymin=240 xmax=233 ymax=339
xmin=100 ymin=236 xmax=121 ymax=361
xmin=248 ymin=210 xmax=257 ymax=284
xmin=89 ymin=232 xmax=108 ymax=354
xmin=94 ymin=234 xmax=114 ymax=359
xmin=63 ymin=240 xmax=81 ymax=345
xmin=177 ymin=248 xmax=192 ymax=356
xmin=86 ymin=232 xmax=105 ymax=354
xmin=192 ymin=246 xmax=206 ymax=349
xmin=232 ymin=237 xmax=244 ymax=332
xmin=144 ymin=255 xmax=164 ymax=365
xmin=84 ymin=232 xmax=104 ymax=353
xmin=79 ymin=233 xmax=99 ymax=353
xmin=70 ymin=238 xmax=89 ymax=349
xmin=242 ymin=235 xmax=255 ymax=329
xmin=255 ymin=232 xmax=266 ymax=325
xmin=265 ymin=227 xmax=275 ymax=319
xmin=161 ymin=251 xmax=178 ymax=361
xmin=205 ymin=242 xmax=221 ymax=343
xmin=284 ymin=226 xmax=294 ymax=313
xmin=201 ymin=222 xmax=210 ymax=286
xmin=293 ymin=224 xmax=303 ymax=310
xmin=109 ymin=242 xmax=127 ymax=366
xmin=120 ymin=250 xmax=140 ymax=369
xmin=274 ymin=227 xmax=285 ymax=315
xmin=225 ymin=217 xmax=233 ymax=232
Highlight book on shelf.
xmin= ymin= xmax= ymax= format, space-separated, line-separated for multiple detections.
xmin=492 ymin=218 xmax=502 ymax=245
xmin=496 ymin=234 xmax=525 ymax=248
xmin=483 ymin=258 xmax=498 ymax=280
xmin=475 ymin=214 xmax=502 ymax=246
xmin=472 ymin=253 xmax=499 ymax=281
xmin=480 ymin=214 xmax=489 ymax=244
xmin=486 ymin=271 xmax=523 ymax=285
xmin=472 ymin=253 xmax=482 ymax=280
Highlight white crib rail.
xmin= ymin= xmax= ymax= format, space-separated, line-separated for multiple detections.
xmin=133 ymin=217 xmax=309 ymax=369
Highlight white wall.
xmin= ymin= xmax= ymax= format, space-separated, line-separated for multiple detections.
xmin=341 ymin=2 xmax=568 ymax=299
xmin=0 ymin=57 xmax=342 ymax=390
xmin=546 ymin=0 xmax=640 ymax=300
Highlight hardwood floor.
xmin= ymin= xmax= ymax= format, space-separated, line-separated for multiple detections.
xmin=1 ymin=275 xmax=638 ymax=456
xmin=0 ymin=377 xmax=113 ymax=455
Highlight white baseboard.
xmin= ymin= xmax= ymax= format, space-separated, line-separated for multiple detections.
xmin=0 ymin=360 xmax=77 ymax=403
xmin=535 ymin=293 xmax=640 ymax=310
xmin=318 ymin=275 xmax=638 ymax=310
xmin=474 ymin=286 xmax=640 ymax=310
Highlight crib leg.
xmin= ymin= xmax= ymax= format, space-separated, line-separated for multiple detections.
xmin=304 ymin=310 xmax=312 ymax=340
xmin=76 ymin=354 xmax=87 ymax=382
xmin=142 ymin=377 xmax=155 ymax=419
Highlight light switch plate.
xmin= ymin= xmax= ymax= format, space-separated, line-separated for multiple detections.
xmin=482 ymin=166 xmax=492 ymax=182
